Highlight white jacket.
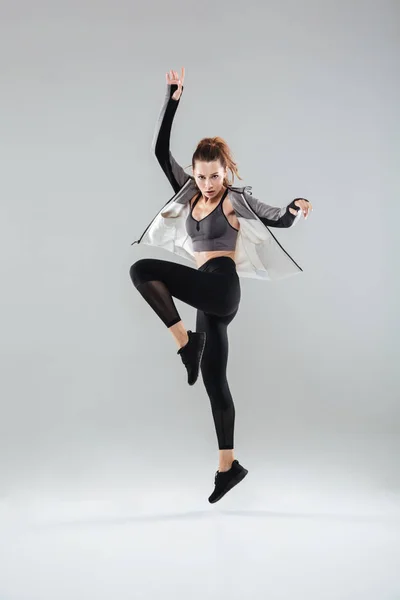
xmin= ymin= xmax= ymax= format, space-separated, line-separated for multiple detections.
xmin=131 ymin=84 xmax=309 ymax=281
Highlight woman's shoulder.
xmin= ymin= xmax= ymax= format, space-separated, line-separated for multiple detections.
xmin=227 ymin=184 xmax=253 ymax=195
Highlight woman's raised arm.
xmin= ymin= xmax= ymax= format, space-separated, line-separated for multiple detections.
xmin=151 ymin=67 xmax=191 ymax=193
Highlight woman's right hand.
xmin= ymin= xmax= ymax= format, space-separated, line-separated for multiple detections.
xmin=166 ymin=67 xmax=185 ymax=101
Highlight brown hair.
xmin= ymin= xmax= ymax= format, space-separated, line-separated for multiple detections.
xmin=189 ymin=137 xmax=242 ymax=187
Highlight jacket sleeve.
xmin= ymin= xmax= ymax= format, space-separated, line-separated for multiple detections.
xmin=151 ymin=83 xmax=191 ymax=193
xmin=243 ymin=189 xmax=309 ymax=228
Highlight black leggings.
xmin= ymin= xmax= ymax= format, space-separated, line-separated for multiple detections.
xmin=129 ymin=256 xmax=241 ymax=450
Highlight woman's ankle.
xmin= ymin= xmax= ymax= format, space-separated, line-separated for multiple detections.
xmin=218 ymin=449 xmax=235 ymax=471
xmin=169 ymin=321 xmax=189 ymax=349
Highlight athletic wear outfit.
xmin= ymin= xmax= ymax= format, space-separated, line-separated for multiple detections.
xmin=130 ymin=82 xmax=309 ymax=501
xmin=130 ymin=203 xmax=241 ymax=449
xmin=130 ymin=84 xmax=309 ymax=281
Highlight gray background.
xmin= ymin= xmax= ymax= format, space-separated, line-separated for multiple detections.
xmin=0 ymin=1 xmax=399 ymax=599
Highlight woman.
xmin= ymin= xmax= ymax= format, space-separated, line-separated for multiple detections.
xmin=130 ymin=67 xmax=313 ymax=503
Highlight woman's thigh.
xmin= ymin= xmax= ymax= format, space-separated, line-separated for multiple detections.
xmin=131 ymin=257 xmax=240 ymax=317
xmin=196 ymin=308 xmax=239 ymax=384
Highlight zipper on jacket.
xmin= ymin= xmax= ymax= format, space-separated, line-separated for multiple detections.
xmin=131 ymin=179 xmax=192 ymax=246
xmin=264 ymin=224 xmax=303 ymax=271
xmin=131 ymin=183 xmax=303 ymax=274
xmin=240 ymin=193 xmax=303 ymax=272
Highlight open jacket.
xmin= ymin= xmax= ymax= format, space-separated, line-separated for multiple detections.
xmin=131 ymin=83 xmax=309 ymax=281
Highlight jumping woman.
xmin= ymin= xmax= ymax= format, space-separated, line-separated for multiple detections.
xmin=129 ymin=67 xmax=313 ymax=503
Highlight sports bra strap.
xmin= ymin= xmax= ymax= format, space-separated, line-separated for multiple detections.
xmin=220 ymin=188 xmax=229 ymax=206
xmin=191 ymin=191 xmax=202 ymax=212
xmin=191 ymin=188 xmax=229 ymax=212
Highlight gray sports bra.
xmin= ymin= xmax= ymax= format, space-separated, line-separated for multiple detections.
xmin=186 ymin=189 xmax=239 ymax=252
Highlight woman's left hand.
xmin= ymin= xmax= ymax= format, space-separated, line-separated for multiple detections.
xmin=289 ymin=198 xmax=313 ymax=219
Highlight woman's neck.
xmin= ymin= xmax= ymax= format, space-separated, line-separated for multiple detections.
xmin=202 ymin=186 xmax=226 ymax=204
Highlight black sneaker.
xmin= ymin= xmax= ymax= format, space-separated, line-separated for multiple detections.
xmin=177 ymin=330 xmax=206 ymax=386
xmin=208 ymin=459 xmax=248 ymax=504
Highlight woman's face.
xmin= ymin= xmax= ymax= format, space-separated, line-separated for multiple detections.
xmin=193 ymin=160 xmax=227 ymax=199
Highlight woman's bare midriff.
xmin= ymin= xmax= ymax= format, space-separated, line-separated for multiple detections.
xmin=194 ymin=249 xmax=236 ymax=268
xmin=189 ymin=189 xmax=240 ymax=269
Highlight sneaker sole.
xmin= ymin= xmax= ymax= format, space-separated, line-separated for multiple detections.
xmin=189 ymin=332 xmax=207 ymax=386
xmin=208 ymin=467 xmax=248 ymax=503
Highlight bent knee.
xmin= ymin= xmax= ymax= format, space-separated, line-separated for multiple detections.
xmin=129 ymin=258 xmax=155 ymax=287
